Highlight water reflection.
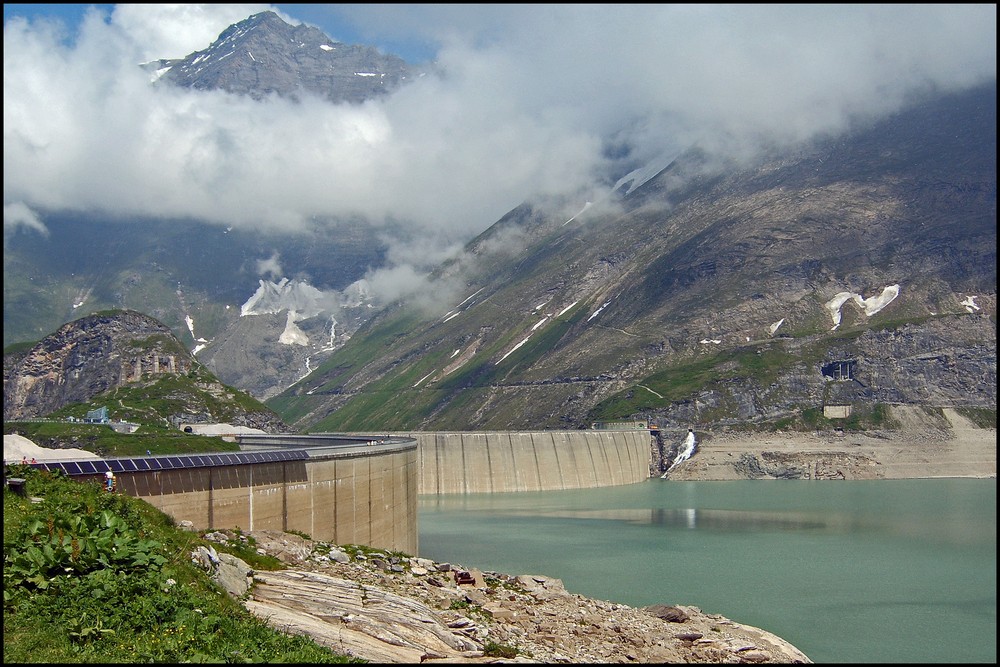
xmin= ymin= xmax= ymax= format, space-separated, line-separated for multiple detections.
xmin=418 ymin=480 xmax=996 ymax=664
xmin=489 ymin=507 xmax=832 ymax=532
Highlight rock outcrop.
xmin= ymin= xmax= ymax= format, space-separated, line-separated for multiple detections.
xmin=3 ymin=310 xmax=183 ymax=420
xmin=3 ymin=309 xmax=287 ymax=431
xmin=195 ymin=528 xmax=811 ymax=664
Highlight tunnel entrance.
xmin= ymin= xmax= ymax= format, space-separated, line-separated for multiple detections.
xmin=822 ymin=360 xmax=857 ymax=381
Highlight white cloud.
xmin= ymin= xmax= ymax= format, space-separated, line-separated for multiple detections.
xmin=4 ymin=201 xmax=49 ymax=237
xmin=3 ymin=4 xmax=996 ymax=300
xmin=256 ymin=252 xmax=283 ymax=279
xmin=112 ymin=4 xmax=276 ymax=61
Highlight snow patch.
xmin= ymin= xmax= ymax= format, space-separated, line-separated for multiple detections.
xmin=588 ymin=300 xmax=611 ymax=322
xmin=557 ymin=301 xmax=579 ymax=317
xmin=825 ymin=284 xmax=900 ymax=330
xmin=562 ymin=201 xmax=593 ymax=226
xmin=241 ymin=278 xmax=328 ymax=318
xmin=413 ymin=371 xmax=434 ymax=387
xmin=612 ymin=150 xmax=681 ymax=196
xmin=960 ymin=295 xmax=980 ymax=312
xmin=278 ymin=310 xmax=309 ymax=346
xmin=497 ymin=334 xmax=533 ymax=364
xmin=769 ymin=318 xmax=785 ymax=336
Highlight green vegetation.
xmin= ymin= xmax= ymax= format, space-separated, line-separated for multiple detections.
xmin=955 ymin=407 xmax=997 ymax=429
xmin=3 ymin=422 xmax=239 ymax=458
xmin=4 ymin=357 xmax=278 ymax=457
xmin=589 ymin=344 xmax=797 ymax=421
xmin=300 ymin=310 xmax=426 ymax=393
xmin=70 ymin=370 xmax=270 ymax=425
xmin=483 ymin=640 xmax=520 ymax=659
xmin=126 ymin=333 xmax=189 ymax=357
xmin=2 ymin=340 xmax=37 ymax=357
xmin=3 ymin=466 xmax=359 ymax=663
xmin=742 ymin=403 xmax=901 ymax=433
xmin=290 ymin=302 xmax=590 ymax=431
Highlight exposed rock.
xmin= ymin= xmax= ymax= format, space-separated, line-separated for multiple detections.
xmin=2 ymin=309 xmax=288 ymax=431
xmin=666 ymin=405 xmax=996 ymax=480
xmin=152 ymin=11 xmax=423 ymax=105
xmin=228 ymin=529 xmax=812 ymax=664
xmin=644 ymin=604 xmax=690 ymax=623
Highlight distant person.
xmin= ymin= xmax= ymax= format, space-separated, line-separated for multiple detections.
xmin=30 ymin=457 xmax=37 ymax=464
xmin=21 ymin=456 xmax=28 ymax=465
xmin=105 ymin=470 xmax=116 ymax=492
xmin=146 ymin=450 xmax=152 ymax=456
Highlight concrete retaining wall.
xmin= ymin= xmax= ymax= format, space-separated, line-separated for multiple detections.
xmin=116 ymin=444 xmax=418 ymax=554
xmin=410 ymin=430 xmax=652 ymax=494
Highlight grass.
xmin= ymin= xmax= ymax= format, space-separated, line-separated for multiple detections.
xmin=955 ymin=407 xmax=997 ymax=429
xmin=3 ymin=421 xmax=240 ymax=457
xmin=588 ymin=343 xmax=797 ymax=421
xmin=717 ymin=403 xmax=901 ymax=433
xmin=3 ymin=465 xmax=361 ymax=664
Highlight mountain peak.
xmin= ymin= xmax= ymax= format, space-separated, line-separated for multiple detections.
xmin=150 ymin=11 xmax=417 ymax=104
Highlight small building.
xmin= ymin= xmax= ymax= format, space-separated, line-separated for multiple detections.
xmin=109 ymin=421 xmax=140 ymax=434
xmin=84 ymin=406 xmax=110 ymax=423
xmin=823 ymin=405 xmax=853 ymax=419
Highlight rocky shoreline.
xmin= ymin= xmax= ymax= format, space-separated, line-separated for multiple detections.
xmin=666 ymin=406 xmax=996 ymax=481
xmin=196 ymin=528 xmax=812 ymax=664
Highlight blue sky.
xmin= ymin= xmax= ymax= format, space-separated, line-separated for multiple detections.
xmin=2 ymin=3 xmax=440 ymax=62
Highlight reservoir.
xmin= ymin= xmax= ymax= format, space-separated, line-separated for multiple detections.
xmin=418 ymin=478 xmax=996 ymax=663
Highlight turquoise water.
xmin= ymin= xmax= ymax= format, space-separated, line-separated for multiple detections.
xmin=417 ymin=479 xmax=996 ymax=664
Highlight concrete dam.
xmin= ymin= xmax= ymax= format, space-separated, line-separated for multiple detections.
xmin=406 ymin=430 xmax=652 ymax=494
xmin=24 ymin=430 xmax=653 ymax=554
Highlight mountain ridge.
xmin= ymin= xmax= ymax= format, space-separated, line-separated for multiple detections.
xmin=267 ymin=81 xmax=997 ymax=432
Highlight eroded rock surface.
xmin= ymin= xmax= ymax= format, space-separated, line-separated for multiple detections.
xmin=202 ymin=529 xmax=812 ymax=664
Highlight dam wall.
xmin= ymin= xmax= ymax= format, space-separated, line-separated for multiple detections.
xmin=45 ymin=439 xmax=419 ymax=555
xmin=29 ymin=429 xmax=648 ymax=554
xmin=407 ymin=430 xmax=652 ymax=494
xmin=132 ymin=446 xmax=417 ymax=554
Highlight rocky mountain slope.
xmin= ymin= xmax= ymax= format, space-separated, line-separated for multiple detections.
xmin=146 ymin=10 xmax=423 ymax=104
xmin=269 ymin=81 xmax=997 ymax=432
xmin=2 ymin=309 xmax=286 ymax=431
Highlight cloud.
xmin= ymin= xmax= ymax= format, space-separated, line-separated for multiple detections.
xmin=4 ymin=4 xmax=996 ymax=299
xmin=255 ymin=252 xmax=283 ymax=280
xmin=4 ymin=201 xmax=49 ymax=238
xmin=112 ymin=4 xmax=277 ymax=62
